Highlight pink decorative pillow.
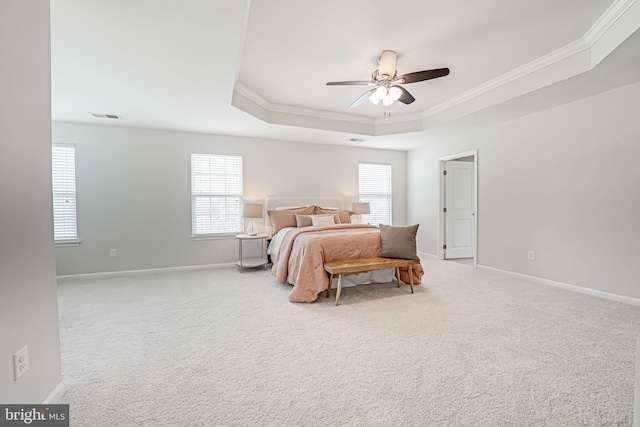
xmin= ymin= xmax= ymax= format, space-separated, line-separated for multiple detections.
xmin=314 ymin=207 xmax=352 ymax=223
xmin=268 ymin=206 xmax=315 ymax=235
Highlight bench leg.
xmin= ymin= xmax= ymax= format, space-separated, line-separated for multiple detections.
xmin=327 ymin=274 xmax=333 ymax=298
xmin=335 ymin=274 xmax=344 ymax=306
xmin=395 ymin=267 xmax=401 ymax=287
xmin=408 ymin=266 xmax=414 ymax=294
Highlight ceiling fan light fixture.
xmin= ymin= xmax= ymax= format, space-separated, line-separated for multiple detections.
xmin=374 ymin=86 xmax=387 ymax=100
xmin=389 ymin=86 xmax=402 ymax=100
xmin=382 ymin=94 xmax=393 ymax=107
xmin=368 ymin=92 xmax=380 ymax=105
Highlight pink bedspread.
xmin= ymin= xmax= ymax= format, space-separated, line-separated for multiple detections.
xmin=272 ymin=224 xmax=423 ymax=303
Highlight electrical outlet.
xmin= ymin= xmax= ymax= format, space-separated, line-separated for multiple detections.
xmin=527 ymin=251 xmax=535 ymax=260
xmin=109 ymin=249 xmax=117 ymax=257
xmin=13 ymin=346 xmax=28 ymax=381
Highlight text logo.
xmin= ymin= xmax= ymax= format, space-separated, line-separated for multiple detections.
xmin=1 ymin=405 xmax=69 ymax=427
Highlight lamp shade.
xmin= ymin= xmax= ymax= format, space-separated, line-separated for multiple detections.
xmin=374 ymin=86 xmax=387 ymax=100
xmin=389 ymin=86 xmax=402 ymax=100
xmin=352 ymin=202 xmax=370 ymax=215
xmin=243 ymin=203 xmax=263 ymax=219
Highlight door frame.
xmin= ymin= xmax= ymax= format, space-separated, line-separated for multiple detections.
xmin=437 ymin=149 xmax=478 ymax=268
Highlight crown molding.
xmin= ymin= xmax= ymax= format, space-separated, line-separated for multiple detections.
xmin=268 ymin=102 xmax=375 ymax=126
xmin=422 ymin=38 xmax=588 ymax=118
xmin=233 ymin=80 xmax=270 ymax=110
xmin=233 ymin=81 xmax=375 ymax=125
xmin=424 ymin=0 xmax=636 ymax=119
xmin=375 ymin=111 xmax=424 ymax=125
xmin=584 ymin=0 xmax=636 ymax=46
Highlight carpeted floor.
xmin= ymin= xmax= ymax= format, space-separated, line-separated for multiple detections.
xmin=57 ymin=258 xmax=640 ymax=426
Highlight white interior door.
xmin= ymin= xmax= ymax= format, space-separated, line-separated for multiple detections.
xmin=444 ymin=161 xmax=475 ymax=259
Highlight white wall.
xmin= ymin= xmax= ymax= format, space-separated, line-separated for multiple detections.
xmin=407 ymin=81 xmax=640 ymax=300
xmin=0 ymin=1 xmax=64 ymax=403
xmin=52 ymin=122 xmax=407 ymax=276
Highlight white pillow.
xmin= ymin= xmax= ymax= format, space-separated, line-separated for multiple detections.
xmin=295 ymin=213 xmax=341 ymax=227
xmin=312 ymin=215 xmax=336 ymax=226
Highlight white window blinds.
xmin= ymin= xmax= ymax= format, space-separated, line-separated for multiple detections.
xmin=359 ymin=162 xmax=392 ymax=225
xmin=191 ymin=153 xmax=243 ymax=235
xmin=52 ymin=144 xmax=78 ymax=242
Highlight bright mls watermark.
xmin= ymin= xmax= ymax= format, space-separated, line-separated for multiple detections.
xmin=0 ymin=405 xmax=68 ymax=426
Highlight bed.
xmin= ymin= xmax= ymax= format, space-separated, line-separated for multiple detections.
xmin=265 ymin=196 xmax=424 ymax=303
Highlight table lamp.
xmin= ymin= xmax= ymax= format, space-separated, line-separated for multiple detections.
xmin=352 ymin=202 xmax=370 ymax=224
xmin=243 ymin=203 xmax=263 ymax=236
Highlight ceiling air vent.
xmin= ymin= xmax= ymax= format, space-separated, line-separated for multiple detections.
xmin=90 ymin=112 xmax=121 ymax=119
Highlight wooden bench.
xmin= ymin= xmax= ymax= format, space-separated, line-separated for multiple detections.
xmin=323 ymin=257 xmax=420 ymax=306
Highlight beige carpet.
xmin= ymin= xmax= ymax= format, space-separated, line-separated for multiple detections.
xmin=57 ymin=258 xmax=640 ymax=426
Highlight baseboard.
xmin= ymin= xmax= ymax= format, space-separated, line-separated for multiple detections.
xmin=418 ymin=251 xmax=438 ymax=259
xmin=56 ymin=262 xmax=236 ymax=281
xmin=478 ymin=264 xmax=640 ymax=307
xmin=43 ymin=380 xmax=67 ymax=404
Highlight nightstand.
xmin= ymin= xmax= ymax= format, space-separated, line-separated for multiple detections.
xmin=235 ymin=234 xmax=268 ymax=272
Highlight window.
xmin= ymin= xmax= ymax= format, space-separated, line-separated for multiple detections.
xmin=359 ymin=162 xmax=392 ymax=225
xmin=52 ymin=144 xmax=78 ymax=242
xmin=191 ymin=153 xmax=243 ymax=235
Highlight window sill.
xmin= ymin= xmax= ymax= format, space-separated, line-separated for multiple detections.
xmin=55 ymin=240 xmax=80 ymax=247
xmin=190 ymin=234 xmax=238 ymax=241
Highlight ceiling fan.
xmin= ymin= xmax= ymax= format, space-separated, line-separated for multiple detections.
xmin=326 ymin=50 xmax=449 ymax=108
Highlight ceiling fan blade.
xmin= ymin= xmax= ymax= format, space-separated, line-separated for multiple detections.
xmin=326 ymin=80 xmax=371 ymax=86
xmin=398 ymin=68 xmax=449 ymax=84
xmin=392 ymin=86 xmax=415 ymax=104
xmin=350 ymin=89 xmax=376 ymax=108
xmin=378 ymin=50 xmax=397 ymax=77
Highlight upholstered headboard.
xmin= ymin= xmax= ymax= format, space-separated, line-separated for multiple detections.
xmin=264 ymin=196 xmax=343 ymax=236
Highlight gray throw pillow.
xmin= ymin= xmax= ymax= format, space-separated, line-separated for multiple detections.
xmin=379 ymin=224 xmax=419 ymax=260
